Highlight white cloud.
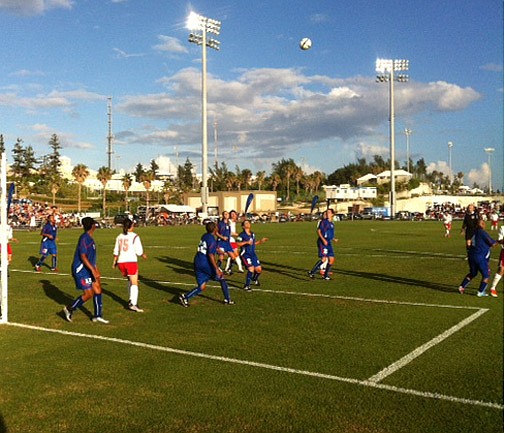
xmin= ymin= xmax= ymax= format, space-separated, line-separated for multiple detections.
xmin=467 ymin=163 xmax=490 ymax=188
xmin=0 ymin=0 xmax=73 ymax=15
xmin=153 ymin=35 xmax=188 ymax=54
xmin=113 ymin=48 xmax=145 ymax=59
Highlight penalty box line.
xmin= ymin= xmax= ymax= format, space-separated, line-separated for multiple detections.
xmin=5 ymin=321 xmax=503 ymax=411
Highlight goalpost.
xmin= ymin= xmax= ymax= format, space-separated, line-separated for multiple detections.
xmin=0 ymin=152 xmax=8 ymax=324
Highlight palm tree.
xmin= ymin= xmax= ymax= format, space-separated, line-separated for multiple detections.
xmin=97 ymin=166 xmax=113 ymax=218
xmin=141 ymin=171 xmax=155 ymax=223
xmin=122 ymin=173 xmax=133 ymax=211
xmin=255 ymin=171 xmax=266 ymax=191
xmin=72 ymin=163 xmax=89 ymax=214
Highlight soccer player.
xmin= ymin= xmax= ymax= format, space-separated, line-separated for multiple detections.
xmin=178 ymin=221 xmax=234 ymax=307
xmin=308 ymin=208 xmax=338 ymax=280
xmin=458 ymin=219 xmax=498 ymax=297
xmin=224 ymin=209 xmax=244 ymax=274
xmin=236 ymin=219 xmax=268 ymax=291
xmin=489 ymin=211 xmax=499 ymax=231
xmin=112 ymin=218 xmax=147 ymax=312
xmin=34 ymin=214 xmax=58 ymax=272
xmin=63 ymin=217 xmax=109 ymax=323
xmin=216 ymin=211 xmax=238 ymax=270
xmin=442 ymin=211 xmax=453 ymax=238
xmin=461 ymin=204 xmax=480 ymax=250
xmin=488 ymin=225 xmax=504 ymax=297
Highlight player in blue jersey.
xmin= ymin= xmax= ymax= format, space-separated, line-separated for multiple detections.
xmin=179 ymin=221 xmax=234 ymax=307
xmin=34 ymin=214 xmax=58 ymax=272
xmin=216 ymin=211 xmax=238 ymax=272
xmin=62 ymin=217 xmax=109 ymax=323
xmin=458 ymin=219 xmax=498 ymax=297
xmin=236 ymin=220 xmax=268 ymax=291
xmin=308 ymin=208 xmax=338 ymax=280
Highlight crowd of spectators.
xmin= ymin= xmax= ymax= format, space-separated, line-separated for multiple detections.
xmin=425 ymin=200 xmax=503 ymax=221
xmin=8 ymin=199 xmax=81 ymax=229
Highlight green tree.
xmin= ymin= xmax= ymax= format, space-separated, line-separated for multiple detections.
xmin=134 ymin=163 xmax=145 ymax=182
xmin=122 ymin=173 xmax=133 ymax=211
xmin=97 ymin=166 xmax=113 ymax=218
xmin=72 ymin=163 xmax=90 ymax=214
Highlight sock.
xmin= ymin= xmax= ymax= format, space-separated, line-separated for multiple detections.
xmin=220 ymin=280 xmax=230 ymax=301
xmin=235 ymin=257 xmax=243 ymax=271
xmin=36 ymin=256 xmax=46 ymax=267
xmin=490 ymin=274 xmax=502 ymax=291
xmin=459 ymin=275 xmax=472 ymax=289
xmin=321 ymin=261 xmax=327 ymax=271
xmin=70 ymin=296 xmax=85 ymax=311
xmin=324 ymin=264 xmax=333 ymax=278
xmin=225 ymin=257 xmax=232 ymax=271
xmin=478 ymin=281 xmax=488 ymax=293
xmin=52 ymin=256 xmax=57 ymax=269
xmin=217 ymin=259 xmax=222 ymax=269
xmin=246 ymin=271 xmax=253 ymax=287
xmin=310 ymin=260 xmax=323 ymax=275
xmin=129 ymin=284 xmax=139 ymax=305
xmin=93 ymin=293 xmax=103 ymax=317
xmin=185 ymin=287 xmax=202 ymax=300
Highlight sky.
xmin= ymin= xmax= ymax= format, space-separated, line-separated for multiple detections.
xmin=0 ymin=0 xmax=502 ymax=190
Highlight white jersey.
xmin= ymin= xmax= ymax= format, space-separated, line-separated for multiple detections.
xmin=443 ymin=214 xmax=452 ymax=225
xmin=229 ymin=220 xmax=237 ymax=243
xmin=498 ymin=225 xmax=504 ymax=248
xmin=113 ymin=232 xmax=144 ymax=263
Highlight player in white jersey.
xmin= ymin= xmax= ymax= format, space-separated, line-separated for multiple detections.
xmin=442 ymin=211 xmax=453 ymax=238
xmin=488 ymin=225 xmax=504 ymax=297
xmin=112 ymin=218 xmax=147 ymax=312
xmin=225 ymin=210 xmax=244 ymax=274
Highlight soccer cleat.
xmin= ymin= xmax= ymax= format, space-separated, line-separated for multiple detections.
xmin=225 ymin=269 xmax=233 ymax=275
xmin=34 ymin=265 xmax=41 ymax=272
xmin=50 ymin=268 xmax=59 ymax=272
xmin=477 ymin=290 xmax=488 ymax=297
xmin=323 ymin=276 xmax=331 ymax=281
xmin=92 ymin=316 xmax=110 ymax=324
xmin=224 ymin=299 xmax=235 ymax=305
xmin=128 ymin=303 xmax=144 ymax=313
xmin=458 ymin=286 xmax=465 ymax=294
xmin=238 ymin=269 xmax=245 ymax=273
xmin=243 ymin=285 xmax=252 ymax=292
xmin=63 ymin=306 xmax=73 ymax=322
xmin=490 ymin=289 xmax=498 ymax=298
xmin=178 ymin=294 xmax=189 ymax=307
xmin=308 ymin=272 xmax=315 ymax=279
xmin=253 ymin=280 xmax=260 ymax=286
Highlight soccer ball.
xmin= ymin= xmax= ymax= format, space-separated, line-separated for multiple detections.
xmin=299 ymin=37 xmax=312 ymax=50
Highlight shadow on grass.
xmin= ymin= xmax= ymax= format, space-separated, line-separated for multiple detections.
xmin=260 ymin=260 xmax=312 ymax=282
xmin=102 ymin=287 xmax=129 ymax=310
xmin=40 ymin=279 xmax=93 ymax=320
xmin=0 ymin=413 xmax=7 ymax=433
xmin=156 ymin=255 xmax=194 ymax=277
xmin=334 ymin=269 xmax=456 ymax=293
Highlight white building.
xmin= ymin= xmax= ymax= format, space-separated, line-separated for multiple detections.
xmin=376 ymin=169 xmax=412 ymax=185
xmin=323 ymin=184 xmax=377 ymax=201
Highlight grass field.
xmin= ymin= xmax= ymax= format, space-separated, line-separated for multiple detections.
xmin=1 ymin=220 xmax=503 ymax=433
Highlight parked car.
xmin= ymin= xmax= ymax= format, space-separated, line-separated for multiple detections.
xmin=113 ymin=213 xmax=141 ymax=225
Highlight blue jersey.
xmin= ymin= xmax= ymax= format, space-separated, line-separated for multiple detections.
xmin=194 ymin=232 xmax=218 ymax=270
xmin=468 ymin=228 xmax=496 ymax=259
xmin=237 ymin=230 xmax=257 ymax=257
xmin=41 ymin=222 xmax=57 ymax=246
xmin=217 ymin=220 xmax=231 ymax=240
xmin=318 ymin=218 xmax=335 ymax=241
xmin=72 ymin=232 xmax=96 ymax=275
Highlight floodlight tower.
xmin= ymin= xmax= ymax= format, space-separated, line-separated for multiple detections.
xmin=187 ymin=11 xmax=221 ymax=214
xmin=447 ymin=141 xmax=454 ymax=184
xmin=484 ymin=147 xmax=495 ymax=193
xmin=404 ymin=128 xmax=412 ymax=173
xmin=376 ymin=58 xmax=409 ymax=219
xmin=107 ymin=97 xmax=114 ymax=171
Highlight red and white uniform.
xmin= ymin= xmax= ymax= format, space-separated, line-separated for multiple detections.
xmin=443 ymin=213 xmax=452 ymax=230
xmin=113 ymin=232 xmax=144 ymax=276
xmin=229 ymin=219 xmax=238 ymax=250
xmin=498 ymin=225 xmax=504 ymax=268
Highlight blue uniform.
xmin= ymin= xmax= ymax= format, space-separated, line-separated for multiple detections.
xmin=72 ymin=232 xmax=97 ymax=290
xmin=317 ymin=218 xmax=335 ymax=258
xmin=194 ymin=232 xmax=224 ymax=286
xmin=467 ymin=228 xmax=497 ymax=279
xmin=238 ymin=230 xmax=261 ymax=267
xmin=217 ymin=220 xmax=234 ymax=253
xmin=40 ymin=222 xmax=58 ymax=256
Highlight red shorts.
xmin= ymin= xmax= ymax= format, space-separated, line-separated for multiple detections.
xmin=230 ymin=242 xmax=238 ymax=250
xmin=0 ymin=244 xmax=12 ymax=254
xmin=118 ymin=262 xmax=138 ymax=277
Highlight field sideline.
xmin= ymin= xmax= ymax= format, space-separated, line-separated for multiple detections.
xmin=1 ymin=220 xmax=503 ymax=433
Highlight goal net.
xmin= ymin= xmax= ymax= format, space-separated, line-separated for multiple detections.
xmin=0 ymin=153 xmax=8 ymax=323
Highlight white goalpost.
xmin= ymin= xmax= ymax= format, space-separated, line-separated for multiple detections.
xmin=0 ymin=152 xmax=8 ymax=324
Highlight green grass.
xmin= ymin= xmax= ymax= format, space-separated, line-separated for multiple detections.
xmin=1 ymin=220 xmax=503 ymax=433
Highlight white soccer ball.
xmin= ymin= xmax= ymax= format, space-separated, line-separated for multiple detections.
xmin=299 ymin=37 xmax=312 ymax=50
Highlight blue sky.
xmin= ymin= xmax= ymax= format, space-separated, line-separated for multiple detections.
xmin=0 ymin=0 xmax=502 ymax=189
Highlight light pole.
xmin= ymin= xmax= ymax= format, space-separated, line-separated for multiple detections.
xmin=187 ymin=11 xmax=221 ymax=214
xmin=404 ymin=128 xmax=412 ymax=173
xmin=376 ymin=58 xmax=409 ymax=219
xmin=484 ymin=147 xmax=495 ymax=193
xmin=447 ymin=141 xmax=454 ymax=184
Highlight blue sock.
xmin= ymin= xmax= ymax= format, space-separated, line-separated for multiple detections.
xmin=478 ymin=281 xmax=488 ymax=293
xmin=70 ymin=296 xmax=85 ymax=311
xmin=52 ymin=256 xmax=57 ymax=269
xmin=324 ymin=264 xmax=332 ymax=278
xmin=246 ymin=271 xmax=253 ymax=286
xmin=93 ymin=293 xmax=103 ymax=317
xmin=36 ymin=256 xmax=46 ymax=267
xmin=185 ymin=287 xmax=202 ymax=300
xmin=220 ymin=280 xmax=230 ymax=300
xmin=310 ymin=260 xmax=322 ymax=274
xmin=460 ymin=275 xmax=472 ymax=289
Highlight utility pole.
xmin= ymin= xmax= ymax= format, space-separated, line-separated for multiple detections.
xmin=107 ymin=97 xmax=114 ymax=171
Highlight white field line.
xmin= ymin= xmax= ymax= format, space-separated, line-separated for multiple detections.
xmin=6 ymin=321 xmax=503 ymax=411
xmin=367 ymin=308 xmax=489 ymax=383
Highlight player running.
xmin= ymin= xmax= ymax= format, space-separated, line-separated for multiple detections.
xmin=34 ymin=214 xmax=58 ymax=272
xmin=179 ymin=221 xmax=234 ymax=307
xmin=488 ymin=225 xmax=504 ymax=297
xmin=308 ymin=208 xmax=338 ymax=280
xmin=112 ymin=218 xmax=147 ymax=312
xmin=442 ymin=211 xmax=453 ymax=238
xmin=63 ymin=217 xmax=108 ymax=323
xmin=216 ymin=211 xmax=238 ymax=271
xmin=236 ymin=219 xmax=268 ymax=291
xmin=458 ymin=219 xmax=498 ymax=297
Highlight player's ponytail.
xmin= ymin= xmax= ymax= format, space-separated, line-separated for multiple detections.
xmin=123 ymin=218 xmax=133 ymax=235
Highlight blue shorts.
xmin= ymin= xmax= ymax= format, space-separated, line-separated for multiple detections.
xmin=40 ymin=242 xmax=57 ymax=256
xmin=242 ymin=254 xmax=260 ymax=268
xmin=217 ymin=241 xmax=234 ymax=253
xmin=317 ymin=241 xmax=334 ymax=258
xmin=194 ymin=263 xmax=225 ymax=287
xmin=468 ymin=255 xmax=490 ymax=279
xmin=73 ymin=269 xmax=94 ymax=291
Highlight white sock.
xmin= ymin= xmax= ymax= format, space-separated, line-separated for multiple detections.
xmin=129 ymin=284 xmax=139 ymax=305
xmin=490 ymin=274 xmax=502 ymax=291
xmin=225 ymin=257 xmax=232 ymax=271
xmin=235 ymin=256 xmax=243 ymax=271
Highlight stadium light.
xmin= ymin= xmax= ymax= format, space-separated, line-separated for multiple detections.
xmin=447 ymin=141 xmax=454 ymax=184
xmin=404 ymin=128 xmax=412 ymax=173
xmin=187 ymin=11 xmax=221 ymax=214
xmin=376 ymin=58 xmax=409 ymax=219
xmin=484 ymin=147 xmax=495 ymax=193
